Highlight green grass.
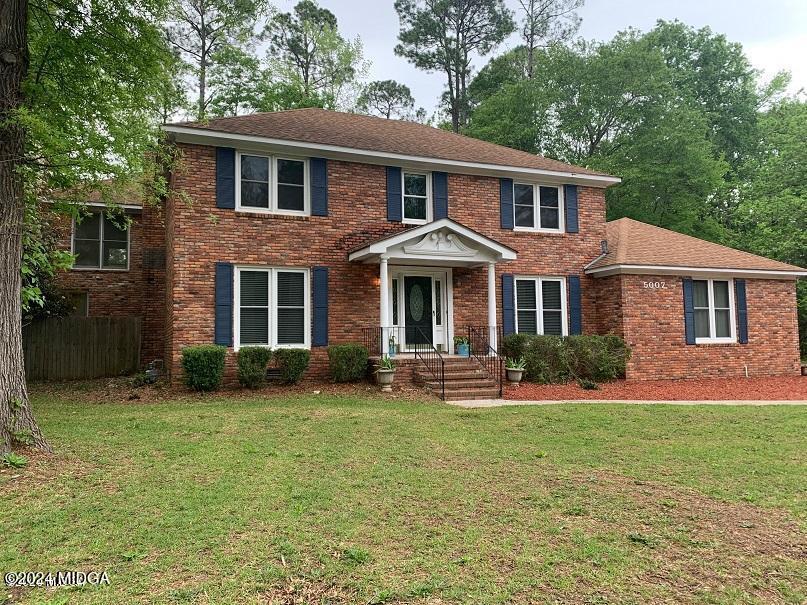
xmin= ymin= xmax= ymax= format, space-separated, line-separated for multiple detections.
xmin=2 ymin=390 xmax=805 ymax=604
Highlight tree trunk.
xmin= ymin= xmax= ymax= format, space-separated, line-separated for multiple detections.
xmin=0 ymin=0 xmax=51 ymax=454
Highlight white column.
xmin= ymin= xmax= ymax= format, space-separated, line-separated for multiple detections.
xmin=379 ymin=255 xmax=389 ymax=354
xmin=487 ymin=261 xmax=497 ymax=351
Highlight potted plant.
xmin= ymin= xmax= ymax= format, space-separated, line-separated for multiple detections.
xmin=388 ymin=334 xmax=397 ymax=357
xmin=454 ymin=336 xmax=470 ymax=357
xmin=505 ymin=357 xmax=526 ymax=385
xmin=375 ymin=355 xmax=396 ymax=392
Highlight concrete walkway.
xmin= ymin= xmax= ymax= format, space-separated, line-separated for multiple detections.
xmin=448 ymin=398 xmax=807 ymax=408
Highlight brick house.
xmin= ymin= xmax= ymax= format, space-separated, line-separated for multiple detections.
xmin=56 ymin=109 xmax=805 ymax=393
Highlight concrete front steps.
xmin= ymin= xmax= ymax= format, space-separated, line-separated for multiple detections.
xmin=414 ymin=356 xmax=501 ymax=401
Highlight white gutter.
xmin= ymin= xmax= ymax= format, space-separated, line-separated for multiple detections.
xmin=585 ymin=263 xmax=807 ymax=279
xmin=162 ymin=125 xmax=622 ymax=187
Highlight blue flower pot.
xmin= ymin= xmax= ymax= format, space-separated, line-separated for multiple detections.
xmin=457 ymin=343 xmax=470 ymax=357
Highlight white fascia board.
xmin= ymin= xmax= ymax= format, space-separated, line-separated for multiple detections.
xmin=163 ymin=125 xmax=622 ymax=187
xmin=349 ymin=218 xmax=517 ymax=262
xmin=585 ymin=264 xmax=807 ymax=279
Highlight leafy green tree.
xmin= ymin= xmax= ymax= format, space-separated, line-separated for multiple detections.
xmin=357 ymin=79 xmax=421 ymax=119
xmin=734 ymin=99 xmax=807 ymax=354
xmin=165 ymin=0 xmax=267 ymax=120
xmin=394 ymin=0 xmax=515 ymax=132
xmin=518 ymin=0 xmax=583 ymax=79
xmin=1 ymin=0 xmax=179 ymax=454
xmin=207 ymin=45 xmax=265 ymax=117
xmin=466 ymin=33 xmax=729 ymax=238
xmin=265 ymin=0 xmax=366 ymax=110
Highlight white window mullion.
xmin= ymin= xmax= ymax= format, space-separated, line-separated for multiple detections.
xmin=536 ymin=279 xmax=544 ymax=334
xmin=707 ymin=279 xmax=716 ymax=340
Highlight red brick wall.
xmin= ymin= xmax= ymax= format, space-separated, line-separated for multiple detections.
xmin=165 ymin=143 xmax=608 ymax=382
xmin=54 ymin=203 xmax=166 ymax=366
xmin=612 ymin=274 xmax=801 ymax=380
xmin=593 ymin=274 xmax=624 ymax=337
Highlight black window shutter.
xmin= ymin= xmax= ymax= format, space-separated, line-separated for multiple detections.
xmin=735 ymin=279 xmax=748 ymax=344
xmin=500 ymin=178 xmax=514 ymax=229
xmin=386 ymin=166 xmax=402 ymax=222
xmin=312 ymin=266 xmax=329 ymax=346
xmin=564 ymin=184 xmax=579 ymax=233
xmin=214 ymin=262 xmax=233 ymax=346
xmin=568 ymin=275 xmax=582 ymax=335
xmin=682 ymin=277 xmax=695 ymax=345
xmin=216 ymin=148 xmax=236 ymax=209
xmin=433 ymin=171 xmax=448 ymax=219
xmin=502 ymin=273 xmax=515 ymax=335
xmin=310 ymin=157 xmax=328 ymax=216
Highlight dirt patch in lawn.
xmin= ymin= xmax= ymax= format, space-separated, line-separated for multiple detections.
xmin=506 ymin=375 xmax=807 ymax=401
xmin=550 ymin=469 xmax=806 ymax=603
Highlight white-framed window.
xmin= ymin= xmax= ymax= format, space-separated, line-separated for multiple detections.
xmin=693 ymin=278 xmax=736 ymax=343
xmin=71 ymin=212 xmax=130 ymax=270
xmin=513 ymin=183 xmax=564 ymax=232
xmin=236 ymin=152 xmax=309 ymax=215
xmin=515 ymin=277 xmax=567 ymax=336
xmin=234 ymin=266 xmax=310 ymax=350
xmin=402 ymin=171 xmax=432 ymax=224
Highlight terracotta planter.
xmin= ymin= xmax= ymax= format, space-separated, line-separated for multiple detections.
xmin=376 ymin=369 xmax=396 ymax=392
xmin=506 ymin=368 xmax=524 ymax=385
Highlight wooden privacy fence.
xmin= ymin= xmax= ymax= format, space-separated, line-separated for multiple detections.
xmin=23 ymin=317 xmax=142 ymax=381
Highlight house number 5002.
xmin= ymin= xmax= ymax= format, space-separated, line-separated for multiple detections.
xmin=643 ymin=281 xmax=667 ymax=289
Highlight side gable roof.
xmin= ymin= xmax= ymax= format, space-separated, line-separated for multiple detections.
xmin=164 ymin=108 xmax=617 ymax=183
xmin=586 ymin=218 xmax=805 ymax=277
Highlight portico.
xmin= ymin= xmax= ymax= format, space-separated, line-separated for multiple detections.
xmin=349 ymin=218 xmax=517 ymax=353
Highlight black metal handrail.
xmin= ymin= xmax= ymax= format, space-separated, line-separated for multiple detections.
xmin=412 ymin=326 xmax=445 ymax=401
xmin=467 ymin=325 xmax=504 ymax=397
xmin=360 ymin=326 xmax=446 ymax=400
xmin=361 ymin=326 xmax=407 ymax=357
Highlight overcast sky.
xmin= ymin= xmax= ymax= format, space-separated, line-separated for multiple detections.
xmin=273 ymin=0 xmax=807 ymax=115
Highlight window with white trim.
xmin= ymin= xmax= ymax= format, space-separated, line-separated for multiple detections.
xmin=693 ymin=279 xmax=735 ymax=342
xmin=513 ymin=183 xmax=563 ymax=232
xmin=235 ymin=267 xmax=309 ymax=349
xmin=72 ymin=212 xmax=129 ymax=270
xmin=237 ymin=152 xmax=309 ymax=214
xmin=515 ymin=277 xmax=567 ymax=336
xmin=402 ymin=171 xmax=431 ymax=223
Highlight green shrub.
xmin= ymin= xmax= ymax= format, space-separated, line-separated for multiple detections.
xmin=275 ymin=348 xmax=310 ymax=384
xmin=514 ymin=334 xmax=630 ymax=384
xmin=500 ymin=333 xmax=532 ymax=361
xmin=328 ymin=344 xmax=369 ymax=382
xmin=237 ymin=347 xmax=274 ymax=389
xmin=181 ymin=345 xmax=226 ymax=391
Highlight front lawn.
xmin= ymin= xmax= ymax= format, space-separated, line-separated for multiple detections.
xmin=2 ymin=388 xmax=805 ymax=604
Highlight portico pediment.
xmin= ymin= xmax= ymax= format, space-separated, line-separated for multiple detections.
xmin=348 ymin=218 xmax=517 ymax=267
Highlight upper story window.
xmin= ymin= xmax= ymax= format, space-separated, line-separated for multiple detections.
xmin=72 ymin=212 xmax=129 ymax=270
xmin=237 ymin=152 xmax=309 ymax=215
xmin=693 ymin=279 xmax=735 ymax=343
xmin=234 ymin=266 xmax=310 ymax=349
xmin=515 ymin=277 xmax=567 ymax=336
xmin=403 ymin=171 xmax=431 ymax=224
xmin=513 ymin=183 xmax=563 ymax=232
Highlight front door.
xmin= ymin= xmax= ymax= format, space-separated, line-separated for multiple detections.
xmin=404 ymin=276 xmax=433 ymax=347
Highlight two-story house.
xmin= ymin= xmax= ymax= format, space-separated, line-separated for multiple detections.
xmin=58 ymin=109 xmax=805 ymax=394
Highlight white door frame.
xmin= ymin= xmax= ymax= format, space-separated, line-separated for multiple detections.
xmin=388 ymin=266 xmax=454 ymax=353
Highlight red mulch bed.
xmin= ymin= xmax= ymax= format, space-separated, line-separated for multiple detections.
xmin=504 ymin=376 xmax=807 ymax=401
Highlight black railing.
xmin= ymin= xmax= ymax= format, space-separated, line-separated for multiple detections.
xmin=361 ymin=326 xmax=408 ymax=357
xmin=412 ymin=326 xmax=446 ymax=401
xmin=467 ymin=325 xmax=504 ymax=397
xmin=360 ymin=326 xmax=446 ymax=400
